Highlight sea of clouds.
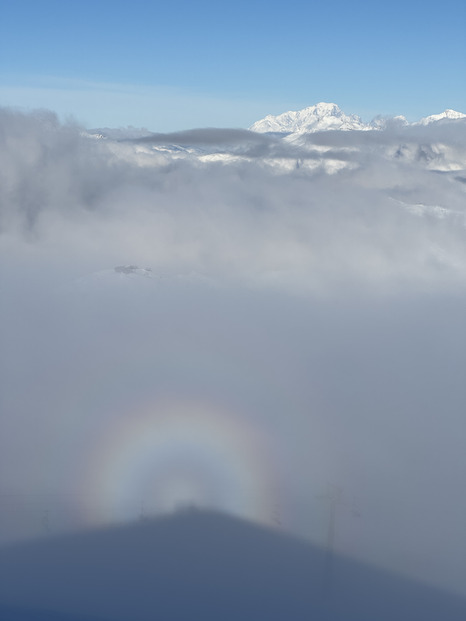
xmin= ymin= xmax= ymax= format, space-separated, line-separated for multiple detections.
xmin=1 ymin=106 xmax=466 ymax=596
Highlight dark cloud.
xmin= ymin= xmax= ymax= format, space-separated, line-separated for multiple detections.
xmin=129 ymin=127 xmax=352 ymax=161
xmin=132 ymin=127 xmax=269 ymax=145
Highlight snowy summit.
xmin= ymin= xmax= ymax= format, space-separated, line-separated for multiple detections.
xmin=249 ymin=102 xmax=371 ymax=134
xmin=416 ymin=109 xmax=466 ymax=125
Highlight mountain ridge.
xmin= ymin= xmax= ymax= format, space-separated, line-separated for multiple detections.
xmin=249 ymin=102 xmax=466 ymax=134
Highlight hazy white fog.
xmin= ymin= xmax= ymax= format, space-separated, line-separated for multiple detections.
xmin=1 ymin=107 xmax=466 ymax=597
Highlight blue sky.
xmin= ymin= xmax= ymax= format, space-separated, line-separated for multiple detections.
xmin=1 ymin=0 xmax=465 ymax=130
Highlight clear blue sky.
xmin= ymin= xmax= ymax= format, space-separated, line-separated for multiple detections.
xmin=1 ymin=0 xmax=465 ymax=131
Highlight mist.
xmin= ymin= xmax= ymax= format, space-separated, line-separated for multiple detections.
xmin=1 ymin=106 xmax=466 ymax=602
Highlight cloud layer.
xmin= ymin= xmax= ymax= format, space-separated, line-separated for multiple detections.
xmin=1 ymin=107 xmax=466 ymax=597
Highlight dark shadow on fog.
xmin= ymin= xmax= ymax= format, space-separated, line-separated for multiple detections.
xmin=0 ymin=509 xmax=465 ymax=621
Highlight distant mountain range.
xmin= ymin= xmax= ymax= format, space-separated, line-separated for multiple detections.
xmin=84 ymin=103 xmax=466 ymax=176
xmin=249 ymin=102 xmax=466 ymax=134
xmin=88 ymin=103 xmax=466 ymax=142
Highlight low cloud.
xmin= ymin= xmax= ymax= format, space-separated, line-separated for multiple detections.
xmin=130 ymin=127 xmax=352 ymax=161
xmin=133 ymin=127 xmax=268 ymax=145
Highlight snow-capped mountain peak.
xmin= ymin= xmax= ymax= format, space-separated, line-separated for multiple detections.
xmin=250 ymin=104 xmax=466 ymax=135
xmin=249 ymin=102 xmax=370 ymax=134
xmin=417 ymin=109 xmax=466 ymax=125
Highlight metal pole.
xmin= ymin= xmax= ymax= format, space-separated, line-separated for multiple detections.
xmin=323 ymin=485 xmax=342 ymax=600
